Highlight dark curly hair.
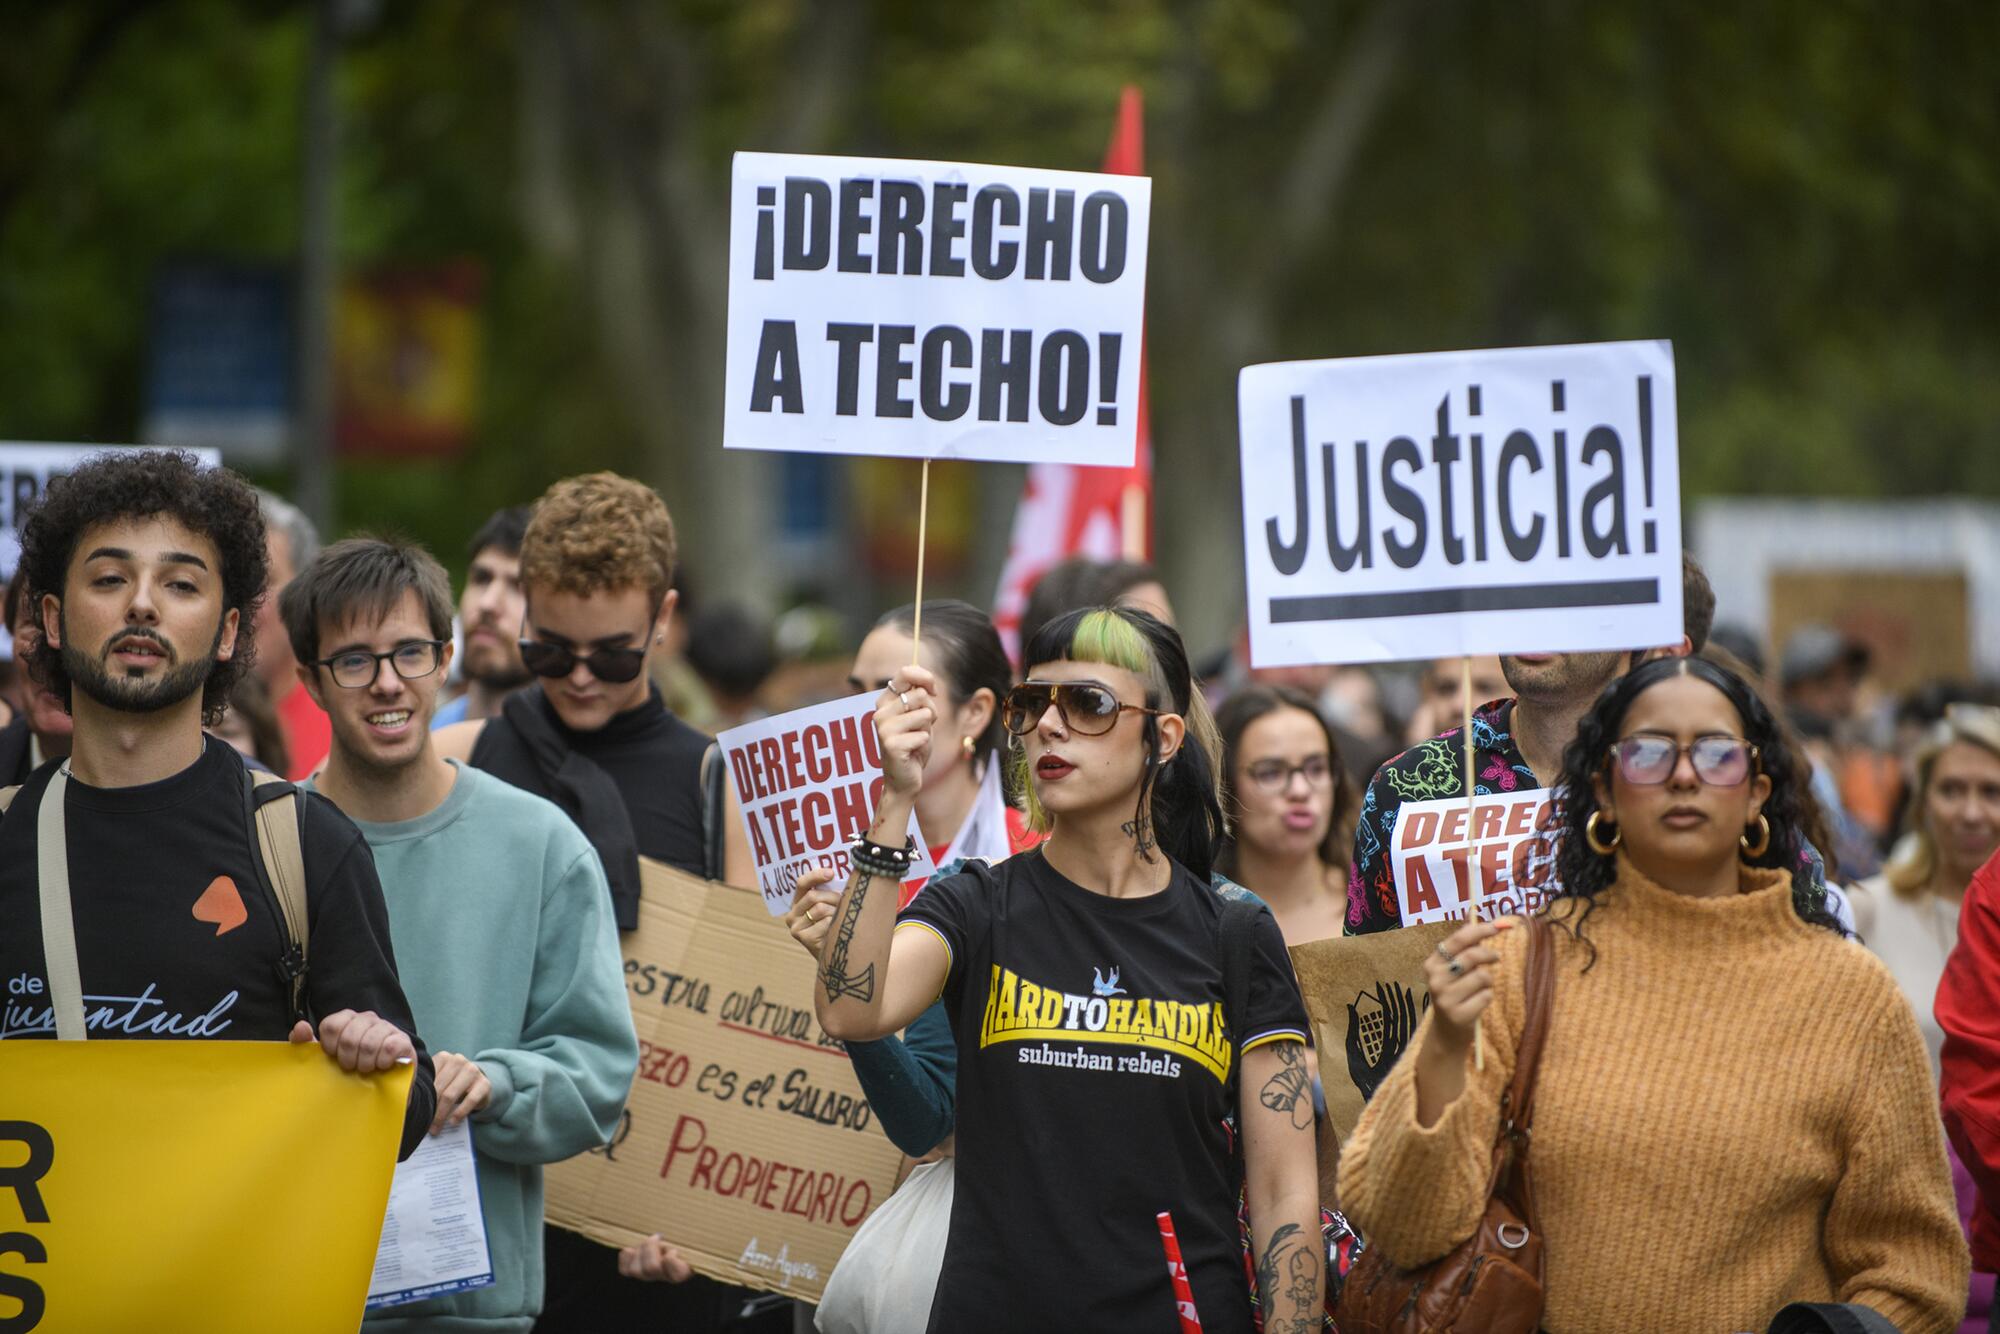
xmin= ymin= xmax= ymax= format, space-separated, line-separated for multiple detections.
xmin=1551 ymin=655 xmax=1845 ymax=965
xmin=20 ymin=450 xmax=268 ymax=727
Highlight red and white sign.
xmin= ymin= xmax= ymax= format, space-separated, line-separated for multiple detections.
xmin=1388 ymin=788 xmax=1563 ymax=927
xmin=719 ymin=693 xmax=935 ymax=916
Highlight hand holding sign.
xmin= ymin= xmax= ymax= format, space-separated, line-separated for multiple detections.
xmin=720 ymin=693 xmax=937 ymax=915
xmin=875 ymin=665 xmax=940 ymax=802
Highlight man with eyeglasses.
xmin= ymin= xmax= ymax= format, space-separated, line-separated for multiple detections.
xmin=283 ymin=535 xmax=637 ymax=1333
xmin=434 ymin=472 xmax=754 ymax=1334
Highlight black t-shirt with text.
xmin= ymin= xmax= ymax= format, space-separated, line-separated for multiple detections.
xmin=0 ymin=739 xmax=436 ymax=1157
xmin=899 ymin=849 xmax=1310 ymax=1334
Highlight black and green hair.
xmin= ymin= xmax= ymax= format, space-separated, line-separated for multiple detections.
xmin=1017 ymin=605 xmax=1228 ymax=881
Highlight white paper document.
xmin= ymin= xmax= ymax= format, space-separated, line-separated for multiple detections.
xmin=367 ymin=1119 xmax=497 ymax=1309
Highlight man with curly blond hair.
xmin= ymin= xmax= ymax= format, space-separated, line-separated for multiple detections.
xmin=436 ymin=471 xmax=751 ymax=1331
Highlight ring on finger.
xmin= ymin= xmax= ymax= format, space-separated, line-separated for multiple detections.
xmin=1435 ymin=942 xmax=1456 ymax=965
xmin=1446 ymin=957 xmax=1465 ymax=977
xmin=898 ymin=690 xmax=911 ymax=710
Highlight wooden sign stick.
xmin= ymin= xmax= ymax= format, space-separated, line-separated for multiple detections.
xmin=910 ymin=458 xmax=932 ymax=666
xmin=1464 ymin=655 xmax=1485 ymax=1071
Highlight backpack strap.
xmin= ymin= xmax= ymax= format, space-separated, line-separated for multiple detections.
xmin=700 ymin=740 xmax=726 ymax=882
xmin=245 ymin=769 xmax=311 ymax=1023
xmin=1217 ymin=894 xmax=1267 ymax=1135
xmin=35 ymin=767 xmax=87 ymax=1040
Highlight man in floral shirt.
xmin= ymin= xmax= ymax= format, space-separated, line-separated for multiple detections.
xmin=1346 ymin=559 xmax=1840 ymax=935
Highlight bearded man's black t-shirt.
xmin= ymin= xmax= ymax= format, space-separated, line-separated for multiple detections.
xmin=898 ymin=849 xmax=1311 ymax=1334
xmin=0 ymin=739 xmax=436 ymax=1157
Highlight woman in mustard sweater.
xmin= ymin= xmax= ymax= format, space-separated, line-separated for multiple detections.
xmin=1339 ymin=655 xmax=1969 ymax=1333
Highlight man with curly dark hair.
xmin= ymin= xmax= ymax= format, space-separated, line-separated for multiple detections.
xmin=0 ymin=449 xmax=437 ymax=1159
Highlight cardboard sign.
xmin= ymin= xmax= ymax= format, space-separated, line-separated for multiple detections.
xmin=1237 ymin=341 xmax=1684 ymax=666
xmin=724 ymin=151 xmax=1151 ymax=466
xmin=0 ymin=1041 xmax=412 ymax=1333
xmin=1288 ymin=924 xmax=1454 ymax=1161
xmin=720 ymin=692 xmax=936 ymax=916
xmin=543 ymin=858 xmax=904 ymax=1302
xmin=1388 ymin=788 xmax=1563 ymax=927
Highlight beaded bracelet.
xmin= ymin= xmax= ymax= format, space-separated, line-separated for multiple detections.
xmin=849 ymin=834 xmax=919 ymax=880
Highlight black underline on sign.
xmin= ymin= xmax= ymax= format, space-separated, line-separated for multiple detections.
xmin=1269 ymin=578 xmax=1660 ymax=623
xmin=716 ymin=1019 xmax=852 ymax=1058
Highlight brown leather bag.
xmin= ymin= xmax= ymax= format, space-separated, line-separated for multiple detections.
xmin=1334 ymin=915 xmax=1556 ymax=1334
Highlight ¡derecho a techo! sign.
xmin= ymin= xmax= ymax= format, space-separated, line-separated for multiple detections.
xmin=723 ymin=151 xmax=1151 ymax=467
xmin=1238 ymin=340 xmax=1684 ymax=666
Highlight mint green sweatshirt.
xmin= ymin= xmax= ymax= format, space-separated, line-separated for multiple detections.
xmin=314 ymin=762 xmax=638 ymax=1333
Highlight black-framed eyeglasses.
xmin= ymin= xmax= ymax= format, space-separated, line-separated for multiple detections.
xmin=518 ymin=637 xmax=648 ymax=684
xmin=314 ymin=641 xmax=447 ymax=690
xmin=1609 ymin=734 xmax=1760 ymax=787
xmin=1001 ymin=680 xmax=1160 ymax=737
xmin=1245 ymin=755 xmax=1333 ymax=794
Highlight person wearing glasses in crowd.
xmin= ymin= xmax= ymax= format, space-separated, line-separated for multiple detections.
xmin=1339 ymin=656 xmax=1968 ymax=1333
xmin=436 ymin=471 xmax=752 ymax=1334
xmin=285 ymin=536 xmax=638 ymax=1334
xmin=1216 ymin=684 xmax=1357 ymax=948
xmin=804 ymin=606 xmax=1322 ymax=1333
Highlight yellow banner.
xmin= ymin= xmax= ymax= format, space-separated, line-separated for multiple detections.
xmin=0 ymin=1041 xmax=413 ymax=1333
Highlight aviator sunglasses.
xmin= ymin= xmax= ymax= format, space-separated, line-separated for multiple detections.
xmin=1608 ymin=734 xmax=1760 ymax=787
xmin=1001 ymin=680 xmax=1161 ymax=737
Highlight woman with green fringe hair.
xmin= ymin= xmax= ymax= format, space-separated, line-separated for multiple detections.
xmin=806 ymin=605 xmax=1324 ymax=1333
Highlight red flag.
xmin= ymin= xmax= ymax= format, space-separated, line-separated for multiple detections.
xmin=991 ymin=85 xmax=1153 ymax=663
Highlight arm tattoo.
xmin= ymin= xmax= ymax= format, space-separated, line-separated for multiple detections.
xmin=1121 ymin=817 xmax=1157 ymax=858
xmin=1259 ymin=1041 xmax=1314 ymax=1130
xmin=1253 ymin=1222 xmax=1321 ymax=1333
xmin=818 ymin=872 xmax=877 ymax=1004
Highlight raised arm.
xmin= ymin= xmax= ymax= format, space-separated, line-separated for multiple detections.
xmin=814 ymin=666 xmax=950 ymax=1042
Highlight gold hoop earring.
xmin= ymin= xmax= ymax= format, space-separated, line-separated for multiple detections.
xmin=1585 ymin=810 xmax=1621 ymax=856
xmin=1740 ymin=813 xmax=1771 ymax=859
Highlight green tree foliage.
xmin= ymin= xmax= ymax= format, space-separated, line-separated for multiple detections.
xmin=1 ymin=0 xmax=1993 ymax=631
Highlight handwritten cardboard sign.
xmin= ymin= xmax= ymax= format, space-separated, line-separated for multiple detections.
xmin=724 ymin=151 xmax=1151 ymax=466
xmin=1288 ymin=924 xmax=1454 ymax=1170
xmin=1238 ymin=340 xmax=1684 ymax=666
xmin=542 ymin=858 xmax=904 ymax=1302
xmin=1388 ymin=788 xmax=1563 ymax=927
xmin=720 ymin=692 xmax=936 ymax=916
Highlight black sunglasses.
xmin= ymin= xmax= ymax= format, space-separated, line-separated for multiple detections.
xmin=1002 ymin=680 xmax=1160 ymax=737
xmin=518 ymin=637 xmax=648 ymax=684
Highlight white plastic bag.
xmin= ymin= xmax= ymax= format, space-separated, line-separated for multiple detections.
xmin=814 ymin=1157 xmax=954 ymax=1334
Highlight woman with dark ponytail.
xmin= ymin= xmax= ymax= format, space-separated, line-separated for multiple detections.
xmin=1341 ymin=655 xmax=1967 ymax=1333
xmin=805 ymin=605 xmax=1322 ymax=1334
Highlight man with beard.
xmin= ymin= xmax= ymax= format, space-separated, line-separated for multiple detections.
xmin=433 ymin=506 xmax=533 ymax=729
xmin=0 ymin=450 xmax=436 ymax=1159
xmin=0 ymin=568 xmax=73 ymax=784
xmin=285 ymin=536 xmax=637 ymax=1333
xmin=1344 ymin=552 xmax=1724 ymax=935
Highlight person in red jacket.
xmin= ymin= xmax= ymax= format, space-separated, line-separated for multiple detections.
xmin=1939 ymin=846 xmax=2000 ymax=1330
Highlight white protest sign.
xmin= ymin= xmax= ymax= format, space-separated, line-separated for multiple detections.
xmin=1388 ymin=788 xmax=1564 ymax=927
xmin=0 ymin=443 xmax=223 ymax=659
xmin=724 ymin=151 xmax=1151 ymax=466
xmin=719 ymin=692 xmax=936 ymax=916
xmin=1238 ymin=341 xmax=1683 ymax=667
